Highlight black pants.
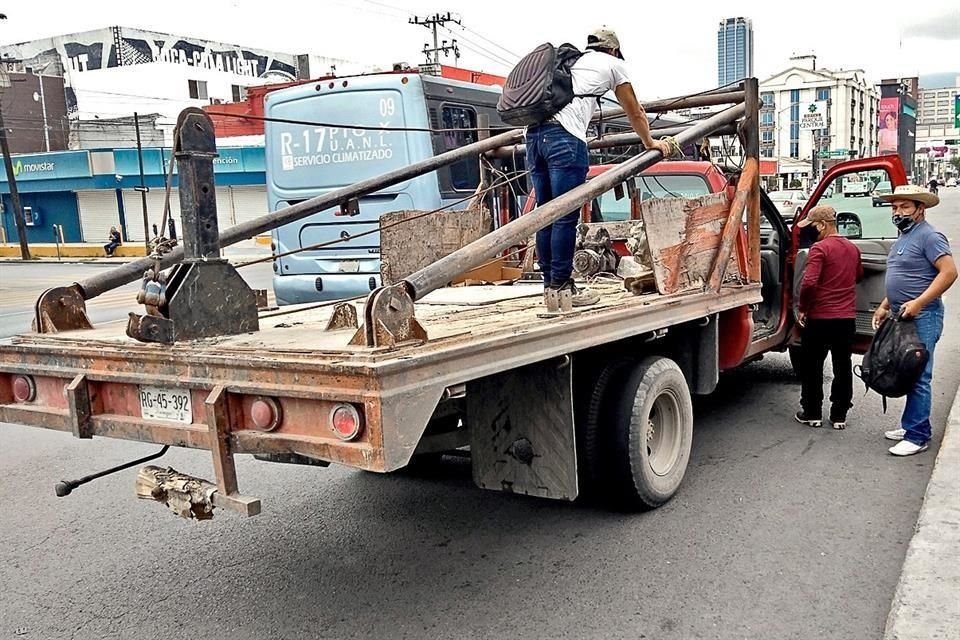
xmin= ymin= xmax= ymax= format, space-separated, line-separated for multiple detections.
xmin=800 ymin=318 xmax=856 ymax=421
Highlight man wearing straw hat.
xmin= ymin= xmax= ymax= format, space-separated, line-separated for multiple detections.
xmin=872 ymin=185 xmax=957 ymax=456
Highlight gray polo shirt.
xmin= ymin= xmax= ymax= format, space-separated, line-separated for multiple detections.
xmin=885 ymin=221 xmax=952 ymax=309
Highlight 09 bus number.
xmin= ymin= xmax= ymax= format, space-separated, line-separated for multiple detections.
xmin=379 ymin=97 xmax=395 ymax=118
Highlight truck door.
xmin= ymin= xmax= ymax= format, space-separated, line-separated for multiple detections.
xmin=791 ymin=156 xmax=908 ymax=352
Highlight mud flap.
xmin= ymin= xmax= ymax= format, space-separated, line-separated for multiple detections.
xmin=467 ymin=357 xmax=578 ymax=501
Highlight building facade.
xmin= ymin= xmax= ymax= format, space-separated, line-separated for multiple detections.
xmin=0 ymin=145 xmax=267 ymax=245
xmin=0 ymin=27 xmax=305 ymax=145
xmin=717 ymin=17 xmax=754 ymax=87
xmin=759 ymin=65 xmax=879 ymax=189
xmin=914 ymin=79 xmax=959 ymax=182
xmin=0 ymin=71 xmax=70 ymax=154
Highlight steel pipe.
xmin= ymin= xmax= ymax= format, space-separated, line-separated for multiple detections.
xmin=490 ymin=122 xmax=739 ymax=158
xmin=404 ymin=103 xmax=747 ymax=300
xmin=591 ymin=90 xmax=747 ymax=123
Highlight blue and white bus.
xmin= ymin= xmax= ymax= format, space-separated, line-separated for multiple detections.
xmin=264 ymin=72 xmax=514 ymax=304
xmin=265 ymin=70 xmax=647 ymax=305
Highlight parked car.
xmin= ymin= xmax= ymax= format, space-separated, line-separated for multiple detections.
xmin=946 ymin=177 xmax=958 ymax=188
xmin=768 ymin=189 xmax=808 ymax=220
xmin=872 ymin=180 xmax=893 ymax=206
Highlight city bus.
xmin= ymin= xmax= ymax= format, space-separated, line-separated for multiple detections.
xmin=264 ymin=70 xmax=650 ymax=304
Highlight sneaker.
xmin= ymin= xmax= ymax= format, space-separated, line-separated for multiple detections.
xmin=794 ymin=411 xmax=822 ymax=428
xmin=888 ymin=440 xmax=929 ymax=456
xmin=884 ymin=428 xmax=906 ymax=441
xmin=553 ymin=279 xmax=600 ymax=308
xmin=831 ymin=420 xmax=846 ymax=430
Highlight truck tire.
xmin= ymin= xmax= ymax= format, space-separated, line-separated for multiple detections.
xmin=600 ymin=356 xmax=694 ymax=510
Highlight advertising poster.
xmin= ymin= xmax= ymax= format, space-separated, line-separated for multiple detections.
xmin=878 ymin=97 xmax=900 ymax=154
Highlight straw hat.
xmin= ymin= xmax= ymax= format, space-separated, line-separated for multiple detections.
xmin=879 ymin=184 xmax=939 ymax=208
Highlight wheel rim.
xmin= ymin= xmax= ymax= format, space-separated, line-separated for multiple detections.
xmin=645 ymin=389 xmax=683 ymax=476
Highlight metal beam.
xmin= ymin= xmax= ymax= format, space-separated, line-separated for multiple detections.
xmin=490 ymin=122 xmax=739 ymax=158
xmin=591 ymin=90 xmax=747 ymax=123
xmin=403 ymin=103 xmax=747 ymax=300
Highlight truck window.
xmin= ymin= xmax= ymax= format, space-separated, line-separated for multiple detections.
xmin=813 ymin=169 xmax=897 ymax=241
xmin=596 ymin=174 xmax=712 ymax=221
xmin=442 ymin=105 xmax=480 ymax=191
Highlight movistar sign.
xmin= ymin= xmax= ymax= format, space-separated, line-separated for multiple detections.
xmin=0 ymin=151 xmax=92 ymax=183
xmin=13 ymin=160 xmax=56 ymax=177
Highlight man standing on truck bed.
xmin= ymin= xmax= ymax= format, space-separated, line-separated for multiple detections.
xmin=794 ymin=206 xmax=863 ymax=430
xmin=873 ymin=185 xmax=957 ymax=456
xmin=525 ymin=27 xmax=673 ymax=311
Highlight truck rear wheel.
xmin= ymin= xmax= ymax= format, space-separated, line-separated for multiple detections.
xmin=600 ymin=356 xmax=694 ymax=510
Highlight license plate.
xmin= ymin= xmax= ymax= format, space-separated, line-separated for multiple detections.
xmin=338 ymin=260 xmax=360 ymax=273
xmin=138 ymin=386 xmax=193 ymax=424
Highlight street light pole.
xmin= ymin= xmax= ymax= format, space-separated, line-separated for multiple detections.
xmin=134 ymin=112 xmax=151 ymax=252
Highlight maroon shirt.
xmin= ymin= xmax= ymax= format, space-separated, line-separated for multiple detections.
xmin=798 ymin=235 xmax=864 ymax=320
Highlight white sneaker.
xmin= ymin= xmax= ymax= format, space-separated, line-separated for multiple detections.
xmin=888 ymin=440 xmax=929 ymax=456
xmin=884 ymin=428 xmax=906 ymax=441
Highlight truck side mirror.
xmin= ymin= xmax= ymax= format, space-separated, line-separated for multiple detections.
xmin=837 ymin=212 xmax=862 ymax=240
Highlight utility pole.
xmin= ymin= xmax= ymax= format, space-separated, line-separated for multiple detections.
xmin=134 ymin=112 xmax=151 ymax=252
xmin=0 ymin=65 xmax=31 ymax=260
xmin=410 ymin=12 xmax=462 ymax=65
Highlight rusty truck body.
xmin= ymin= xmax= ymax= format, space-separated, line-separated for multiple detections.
xmin=0 ymin=78 xmax=906 ymax=519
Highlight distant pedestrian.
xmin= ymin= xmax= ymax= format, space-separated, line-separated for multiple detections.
xmin=793 ymin=206 xmax=864 ymax=430
xmin=873 ymin=185 xmax=957 ymax=456
xmin=104 ymin=226 xmax=122 ymax=257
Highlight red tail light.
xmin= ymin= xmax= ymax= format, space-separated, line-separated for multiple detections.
xmin=330 ymin=404 xmax=362 ymax=441
xmin=12 ymin=375 xmax=37 ymax=403
xmin=250 ymin=397 xmax=282 ymax=431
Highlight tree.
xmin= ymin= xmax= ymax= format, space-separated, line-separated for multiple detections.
xmin=789 ymin=179 xmax=803 ymax=189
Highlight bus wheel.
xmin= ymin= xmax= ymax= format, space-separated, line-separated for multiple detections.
xmin=602 ymin=356 xmax=693 ymax=510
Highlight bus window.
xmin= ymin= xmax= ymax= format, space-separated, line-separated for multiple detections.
xmin=442 ymin=105 xmax=480 ymax=191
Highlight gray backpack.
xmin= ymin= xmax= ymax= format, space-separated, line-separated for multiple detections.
xmin=496 ymin=43 xmax=586 ymax=126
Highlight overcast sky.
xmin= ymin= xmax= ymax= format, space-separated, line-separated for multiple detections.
xmin=1 ymin=0 xmax=957 ymax=97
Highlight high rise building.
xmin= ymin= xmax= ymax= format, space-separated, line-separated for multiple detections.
xmin=717 ymin=17 xmax=754 ymax=87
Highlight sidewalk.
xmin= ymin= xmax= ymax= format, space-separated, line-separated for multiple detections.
xmin=884 ymin=387 xmax=960 ymax=639
xmin=0 ymin=238 xmax=271 ymax=265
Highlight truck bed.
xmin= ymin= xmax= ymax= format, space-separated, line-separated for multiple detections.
xmin=0 ymin=280 xmax=761 ymax=482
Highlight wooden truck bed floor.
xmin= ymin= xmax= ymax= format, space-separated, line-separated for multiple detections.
xmin=5 ymin=282 xmax=761 ymax=380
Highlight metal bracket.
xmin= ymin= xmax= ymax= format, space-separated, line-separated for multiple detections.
xmin=325 ymin=302 xmax=359 ymax=331
xmin=349 ymin=284 xmax=428 ymax=348
xmin=339 ymin=198 xmax=360 ymax=217
xmin=126 ymin=109 xmax=259 ymax=344
xmin=33 ymin=285 xmax=93 ymax=333
xmin=205 ymin=385 xmax=261 ymax=517
xmin=66 ymin=374 xmax=93 ymax=439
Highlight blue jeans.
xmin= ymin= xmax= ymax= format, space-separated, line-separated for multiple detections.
xmin=896 ymin=300 xmax=945 ymax=445
xmin=525 ymin=123 xmax=589 ymax=286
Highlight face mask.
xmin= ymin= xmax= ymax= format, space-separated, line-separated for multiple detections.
xmin=892 ymin=215 xmax=915 ymax=232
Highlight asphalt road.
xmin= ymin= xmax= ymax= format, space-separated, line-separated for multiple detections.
xmin=1 ymin=193 xmax=958 ymax=640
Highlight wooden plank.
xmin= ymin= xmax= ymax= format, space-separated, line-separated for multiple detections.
xmin=379 ymin=208 xmax=492 ymax=286
xmin=639 ymin=193 xmax=740 ymax=294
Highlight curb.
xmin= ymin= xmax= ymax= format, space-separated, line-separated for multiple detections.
xmin=883 ymin=386 xmax=960 ymax=639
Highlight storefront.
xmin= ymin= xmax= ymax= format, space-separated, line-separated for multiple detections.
xmin=1 ymin=146 xmax=266 ymax=245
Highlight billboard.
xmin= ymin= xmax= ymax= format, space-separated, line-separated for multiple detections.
xmin=878 ymin=96 xmax=900 ymax=154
